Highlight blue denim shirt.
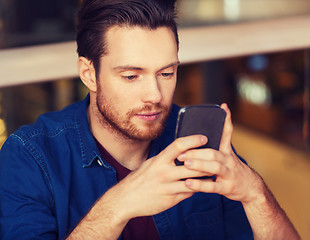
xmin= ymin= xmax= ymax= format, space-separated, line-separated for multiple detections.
xmin=0 ymin=95 xmax=253 ymax=240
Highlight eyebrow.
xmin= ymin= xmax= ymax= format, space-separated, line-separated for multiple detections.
xmin=158 ymin=61 xmax=180 ymax=72
xmin=113 ymin=60 xmax=180 ymax=72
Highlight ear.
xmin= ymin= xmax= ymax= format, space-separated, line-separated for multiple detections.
xmin=78 ymin=57 xmax=97 ymax=92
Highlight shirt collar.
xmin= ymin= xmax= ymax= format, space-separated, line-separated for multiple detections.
xmin=74 ymin=94 xmax=103 ymax=168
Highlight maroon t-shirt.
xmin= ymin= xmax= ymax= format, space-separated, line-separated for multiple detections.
xmin=95 ymin=139 xmax=160 ymax=240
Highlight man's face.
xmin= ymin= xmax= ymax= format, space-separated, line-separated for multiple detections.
xmin=95 ymin=26 xmax=179 ymax=141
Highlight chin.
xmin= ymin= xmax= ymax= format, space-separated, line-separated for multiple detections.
xmin=128 ymin=123 xmax=165 ymax=142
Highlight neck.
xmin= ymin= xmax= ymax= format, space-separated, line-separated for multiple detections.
xmin=88 ymin=99 xmax=151 ymax=170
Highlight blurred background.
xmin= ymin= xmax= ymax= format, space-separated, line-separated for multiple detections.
xmin=0 ymin=0 xmax=310 ymax=238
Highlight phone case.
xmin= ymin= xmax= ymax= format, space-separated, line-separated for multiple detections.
xmin=174 ymin=104 xmax=226 ymax=175
xmin=175 ymin=104 xmax=226 ymax=167
xmin=175 ymin=104 xmax=226 ymax=149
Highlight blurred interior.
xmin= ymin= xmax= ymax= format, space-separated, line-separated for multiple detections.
xmin=0 ymin=0 xmax=310 ymax=238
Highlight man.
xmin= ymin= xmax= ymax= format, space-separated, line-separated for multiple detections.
xmin=0 ymin=0 xmax=300 ymax=239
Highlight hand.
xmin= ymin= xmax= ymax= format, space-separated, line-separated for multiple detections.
xmin=102 ymin=134 xmax=210 ymax=221
xmin=177 ymin=103 xmax=264 ymax=204
xmin=174 ymin=104 xmax=301 ymax=240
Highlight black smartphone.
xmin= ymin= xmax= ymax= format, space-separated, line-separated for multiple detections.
xmin=174 ymin=104 xmax=227 ymax=166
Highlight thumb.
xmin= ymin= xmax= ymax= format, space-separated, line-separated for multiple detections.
xmin=219 ymin=103 xmax=233 ymax=153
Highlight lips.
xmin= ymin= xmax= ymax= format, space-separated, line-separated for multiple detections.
xmin=135 ymin=112 xmax=161 ymax=121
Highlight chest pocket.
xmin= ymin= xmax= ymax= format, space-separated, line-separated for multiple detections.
xmin=185 ymin=205 xmax=226 ymax=240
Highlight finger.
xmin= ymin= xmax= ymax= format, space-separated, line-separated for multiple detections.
xmin=171 ymin=165 xmax=213 ymax=180
xmin=219 ymin=103 xmax=233 ymax=153
xmin=185 ymin=178 xmax=220 ymax=194
xmin=166 ymin=180 xmax=197 ymax=194
xmin=179 ymin=148 xmax=224 ymax=164
xmin=179 ymin=147 xmax=227 ymax=167
xmin=184 ymin=158 xmax=229 ymax=177
xmin=151 ymin=163 xmax=208 ymax=183
xmin=159 ymin=135 xmax=208 ymax=164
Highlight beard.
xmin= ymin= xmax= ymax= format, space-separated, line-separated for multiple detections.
xmin=96 ymin=90 xmax=171 ymax=142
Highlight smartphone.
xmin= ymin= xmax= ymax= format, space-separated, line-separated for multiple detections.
xmin=174 ymin=104 xmax=226 ymax=166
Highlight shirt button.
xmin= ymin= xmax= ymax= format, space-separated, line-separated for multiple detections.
xmin=97 ymin=159 xmax=103 ymax=166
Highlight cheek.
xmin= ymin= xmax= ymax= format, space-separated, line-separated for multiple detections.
xmin=103 ymin=80 xmax=130 ymax=101
xmin=111 ymin=88 xmax=137 ymax=112
xmin=162 ymin=79 xmax=177 ymax=100
xmin=98 ymin=84 xmax=123 ymax=109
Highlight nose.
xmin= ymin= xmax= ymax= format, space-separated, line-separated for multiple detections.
xmin=141 ymin=76 xmax=163 ymax=104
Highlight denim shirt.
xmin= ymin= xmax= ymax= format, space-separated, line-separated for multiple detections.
xmin=0 ymin=95 xmax=253 ymax=240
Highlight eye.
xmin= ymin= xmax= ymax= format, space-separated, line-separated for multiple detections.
xmin=161 ymin=72 xmax=174 ymax=77
xmin=159 ymin=72 xmax=175 ymax=79
xmin=122 ymin=75 xmax=138 ymax=81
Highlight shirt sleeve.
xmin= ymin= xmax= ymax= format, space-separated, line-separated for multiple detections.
xmin=0 ymin=135 xmax=57 ymax=240
xmin=222 ymin=196 xmax=254 ymax=239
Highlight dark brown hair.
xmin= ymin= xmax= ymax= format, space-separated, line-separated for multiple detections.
xmin=76 ymin=0 xmax=178 ymax=77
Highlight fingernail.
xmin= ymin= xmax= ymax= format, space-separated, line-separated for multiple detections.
xmin=178 ymin=153 xmax=185 ymax=160
xmin=185 ymin=179 xmax=193 ymax=187
xmin=185 ymin=159 xmax=193 ymax=167
xmin=221 ymin=103 xmax=229 ymax=112
xmin=201 ymin=136 xmax=207 ymax=144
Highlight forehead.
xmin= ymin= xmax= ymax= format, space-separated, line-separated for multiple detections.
xmin=103 ymin=26 xmax=178 ymax=69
